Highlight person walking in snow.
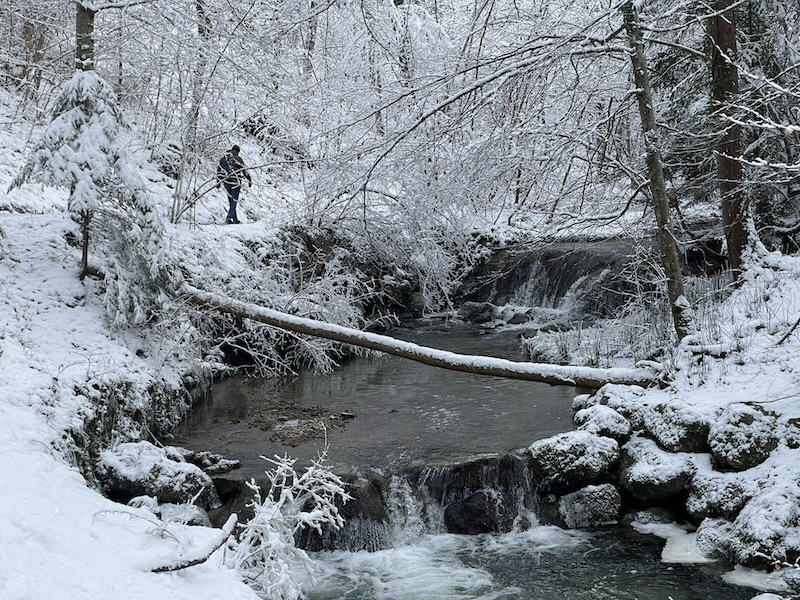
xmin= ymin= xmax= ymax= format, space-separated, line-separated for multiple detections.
xmin=216 ymin=145 xmax=252 ymax=224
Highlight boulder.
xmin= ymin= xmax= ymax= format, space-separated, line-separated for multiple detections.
xmin=634 ymin=401 xmax=710 ymax=453
xmin=506 ymin=311 xmax=531 ymax=325
xmin=575 ymin=404 xmax=631 ymax=441
xmin=696 ymin=486 xmax=800 ymax=569
xmin=708 ymin=403 xmax=778 ymax=471
xmin=558 ymin=484 xmax=621 ymax=528
xmin=97 ymin=441 xmax=220 ymax=509
xmin=444 ymin=490 xmax=502 ymax=534
xmin=685 ymin=470 xmax=754 ymax=521
xmin=618 ymin=437 xmax=694 ymax=503
xmin=527 ymin=431 xmax=619 ymax=496
xmin=458 ymin=301 xmax=496 ymax=324
xmin=415 ymin=453 xmax=530 ymax=533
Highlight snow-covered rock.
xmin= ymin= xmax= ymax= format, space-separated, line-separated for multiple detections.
xmin=98 ymin=441 xmax=220 ymax=509
xmin=558 ymin=483 xmax=621 ymax=528
xmin=626 ymin=401 xmax=710 ymax=453
xmin=457 ymin=301 xmax=496 ymax=323
xmin=618 ymin=437 xmax=694 ymax=503
xmin=527 ymin=430 xmax=619 ymax=495
xmin=708 ymin=404 xmax=778 ymax=471
xmin=646 ymin=403 xmax=709 ymax=452
xmin=696 ymin=482 xmax=800 ymax=569
xmin=575 ymin=404 xmax=631 ymax=441
xmin=686 ymin=465 xmax=755 ymax=521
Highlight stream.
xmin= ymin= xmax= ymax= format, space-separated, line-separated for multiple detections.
xmin=176 ymin=319 xmax=759 ymax=600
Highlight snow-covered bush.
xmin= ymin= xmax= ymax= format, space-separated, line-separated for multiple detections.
xmin=228 ymin=452 xmax=350 ymax=599
xmin=9 ymin=69 xmax=174 ymax=328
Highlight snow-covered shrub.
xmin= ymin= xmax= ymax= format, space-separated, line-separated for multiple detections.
xmin=10 ymin=69 xmax=174 ymax=328
xmin=708 ymin=404 xmax=778 ymax=471
xmin=97 ymin=441 xmax=219 ymax=509
xmin=228 ymin=452 xmax=350 ymax=599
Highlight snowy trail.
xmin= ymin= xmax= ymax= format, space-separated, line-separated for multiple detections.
xmin=0 ymin=213 xmax=259 ymax=600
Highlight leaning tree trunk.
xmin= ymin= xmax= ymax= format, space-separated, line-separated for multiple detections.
xmin=622 ymin=2 xmax=692 ymax=341
xmin=711 ymin=0 xmax=747 ymax=278
xmin=183 ymin=285 xmax=660 ymax=389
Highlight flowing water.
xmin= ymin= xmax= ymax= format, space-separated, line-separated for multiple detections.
xmin=177 ymin=319 xmax=760 ymax=600
xmin=176 ymin=320 xmax=578 ymax=477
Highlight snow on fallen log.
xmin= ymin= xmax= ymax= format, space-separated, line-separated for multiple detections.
xmin=183 ymin=285 xmax=659 ymax=389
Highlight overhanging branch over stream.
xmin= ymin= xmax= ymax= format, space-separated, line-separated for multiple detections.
xmin=184 ymin=285 xmax=659 ymax=389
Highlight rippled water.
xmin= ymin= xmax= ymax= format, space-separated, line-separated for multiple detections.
xmin=176 ymin=320 xmax=578 ymax=476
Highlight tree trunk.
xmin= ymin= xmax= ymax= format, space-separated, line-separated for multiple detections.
xmin=711 ymin=0 xmax=747 ymax=278
xmin=80 ymin=209 xmax=91 ymax=280
xmin=621 ymin=2 xmax=691 ymax=341
xmin=170 ymin=0 xmax=211 ymax=223
xmin=75 ymin=2 xmax=96 ymax=71
xmin=183 ymin=285 xmax=660 ymax=389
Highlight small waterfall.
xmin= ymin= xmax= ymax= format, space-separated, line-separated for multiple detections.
xmin=458 ymin=241 xmax=637 ymax=318
xmin=291 ymin=452 xmax=539 ymax=552
xmin=386 ymin=475 xmax=431 ymax=543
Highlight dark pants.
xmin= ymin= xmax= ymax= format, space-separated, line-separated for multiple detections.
xmin=224 ymin=185 xmax=241 ymax=222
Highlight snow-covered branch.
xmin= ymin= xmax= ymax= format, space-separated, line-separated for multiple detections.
xmin=183 ymin=285 xmax=660 ymax=389
xmin=151 ymin=515 xmax=238 ymax=573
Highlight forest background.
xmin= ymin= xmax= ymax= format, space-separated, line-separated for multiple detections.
xmin=3 ymin=0 xmax=800 ymax=599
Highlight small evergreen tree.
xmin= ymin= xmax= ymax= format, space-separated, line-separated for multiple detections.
xmin=9 ymin=69 xmax=173 ymax=328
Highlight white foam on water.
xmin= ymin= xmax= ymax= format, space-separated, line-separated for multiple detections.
xmin=632 ymin=521 xmax=716 ymax=564
xmin=722 ymin=566 xmax=790 ymax=593
xmin=300 ymin=526 xmax=590 ymax=600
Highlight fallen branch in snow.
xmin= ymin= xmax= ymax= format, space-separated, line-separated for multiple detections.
xmin=151 ymin=514 xmax=237 ymax=573
xmin=183 ymin=285 xmax=659 ymax=389
xmin=774 ymin=315 xmax=800 ymax=347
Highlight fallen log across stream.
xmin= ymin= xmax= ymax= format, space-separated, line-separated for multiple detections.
xmin=183 ymin=285 xmax=660 ymax=389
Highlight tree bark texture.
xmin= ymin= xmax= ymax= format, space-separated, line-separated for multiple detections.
xmin=621 ymin=2 xmax=691 ymax=341
xmin=75 ymin=2 xmax=96 ymax=71
xmin=711 ymin=0 xmax=747 ymax=277
xmin=183 ymin=285 xmax=659 ymax=390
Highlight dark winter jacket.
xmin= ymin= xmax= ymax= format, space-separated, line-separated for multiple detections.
xmin=217 ymin=151 xmax=252 ymax=188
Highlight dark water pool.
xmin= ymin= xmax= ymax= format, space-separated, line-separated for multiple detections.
xmin=175 ymin=321 xmax=578 ymax=477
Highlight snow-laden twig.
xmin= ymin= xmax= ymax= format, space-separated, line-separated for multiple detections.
xmin=151 ymin=514 xmax=238 ymax=573
xmin=228 ymin=451 xmax=350 ymax=599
